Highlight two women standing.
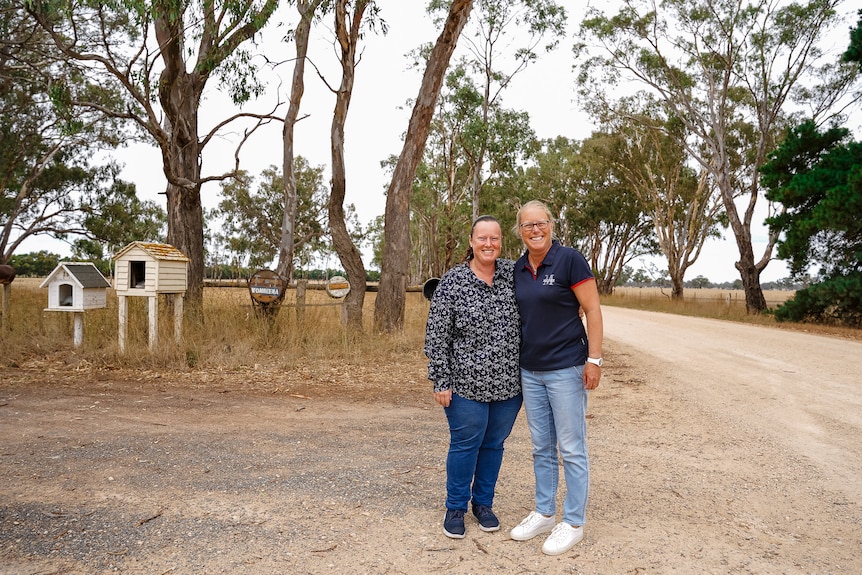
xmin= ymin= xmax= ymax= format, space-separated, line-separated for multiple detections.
xmin=424 ymin=201 xmax=604 ymax=556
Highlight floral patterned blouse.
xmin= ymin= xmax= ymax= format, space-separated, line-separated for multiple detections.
xmin=424 ymin=259 xmax=521 ymax=402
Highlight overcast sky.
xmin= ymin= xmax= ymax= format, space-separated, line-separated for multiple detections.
xmin=24 ymin=0 xmax=860 ymax=283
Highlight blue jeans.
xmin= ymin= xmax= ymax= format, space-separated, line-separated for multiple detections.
xmin=521 ymin=365 xmax=589 ymax=526
xmin=444 ymin=393 xmax=523 ymax=510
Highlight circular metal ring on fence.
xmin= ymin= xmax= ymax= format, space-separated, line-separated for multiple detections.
xmin=422 ymin=277 xmax=440 ymax=301
xmin=325 ymin=276 xmax=350 ymax=299
xmin=248 ymin=269 xmax=287 ymax=306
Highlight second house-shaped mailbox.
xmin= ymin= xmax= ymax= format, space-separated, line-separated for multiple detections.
xmin=112 ymin=242 xmax=189 ymax=352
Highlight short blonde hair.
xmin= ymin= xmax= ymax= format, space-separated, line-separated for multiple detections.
xmin=514 ymin=200 xmax=555 ymax=234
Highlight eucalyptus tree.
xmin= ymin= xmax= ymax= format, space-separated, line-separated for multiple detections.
xmin=26 ymin=0 xmax=280 ymax=307
xmin=276 ymin=0 xmax=329 ymax=283
xmin=605 ymin=97 xmax=726 ymax=298
xmin=375 ymin=0 xmax=474 ymax=334
xmin=326 ymin=0 xmax=381 ymax=332
xmin=1 ymin=2 xmax=125 ymax=263
xmin=409 ymin=62 xmax=536 ymax=280
xmin=566 ymin=134 xmax=656 ymax=294
xmin=215 ymin=159 xmax=329 ymax=272
xmin=428 ymin=0 xmax=566 ymax=221
xmin=518 ymin=134 xmax=657 ymax=294
xmin=577 ymin=0 xmax=859 ymax=313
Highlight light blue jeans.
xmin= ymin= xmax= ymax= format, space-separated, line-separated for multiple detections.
xmin=521 ymin=365 xmax=589 ymax=526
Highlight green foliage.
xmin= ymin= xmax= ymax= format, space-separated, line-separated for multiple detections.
xmin=841 ymin=9 xmax=862 ymax=69
xmin=409 ymin=61 xmax=538 ymax=278
xmin=762 ymin=120 xmax=862 ymax=278
xmin=1 ymin=1 xmax=129 ymax=262
xmin=577 ymin=0 xmax=857 ymax=310
xmin=772 ymin=272 xmax=862 ymax=327
xmin=212 ymin=159 xmax=330 ymax=271
xmin=81 ymin=177 xmax=166 ymax=246
xmin=762 ymin=120 xmax=862 ymax=326
xmin=8 ymin=251 xmax=62 ymax=277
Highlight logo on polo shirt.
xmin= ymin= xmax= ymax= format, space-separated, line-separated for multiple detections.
xmin=542 ymin=274 xmax=555 ymax=286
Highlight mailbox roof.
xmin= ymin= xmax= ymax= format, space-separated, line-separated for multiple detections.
xmin=39 ymin=262 xmax=111 ymax=289
xmin=113 ymin=241 xmax=189 ymax=262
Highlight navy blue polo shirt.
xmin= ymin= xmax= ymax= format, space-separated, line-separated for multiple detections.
xmin=514 ymin=240 xmax=594 ymax=371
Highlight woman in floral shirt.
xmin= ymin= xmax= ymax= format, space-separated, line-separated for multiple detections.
xmin=424 ymin=215 xmax=522 ymax=539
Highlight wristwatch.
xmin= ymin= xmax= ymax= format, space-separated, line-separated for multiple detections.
xmin=586 ymin=357 xmax=603 ymax=367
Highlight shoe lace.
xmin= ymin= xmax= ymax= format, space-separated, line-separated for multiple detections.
xmin=547 ymin=524 xmax=568 ymax=542
xmin=525 ymin=511 xmax=544 ymax=526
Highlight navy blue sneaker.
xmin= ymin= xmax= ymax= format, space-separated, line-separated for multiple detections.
xmin=443 ymin=508 xmax=466 ymax=539
xmin=472 ymin=503 xmax=500 ymax=532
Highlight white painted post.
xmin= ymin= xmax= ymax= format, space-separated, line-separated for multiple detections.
xmin=73 ymin=313 xmax=84 ymax=348
xmin=148 ymin=295 xmax=158 ymax=350
xmin=173 ymin=294 xmax=183 ymax=342
xmin=118 ymin=295 xmax=128 ymax=353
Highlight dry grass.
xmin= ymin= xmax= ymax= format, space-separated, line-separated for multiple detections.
xmin=606 ymin=286 xmax=862 ymax=340
xmin=3 ymin=280 xmax=858 ymax=370
xmin=0 ymin=278 xmax=429 ymax=370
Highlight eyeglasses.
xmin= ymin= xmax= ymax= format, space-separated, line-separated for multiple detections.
xmin=519 ymin=220 xmax=550 ymax=231
xmin=473 ymin=236 xmax=501 ymax=244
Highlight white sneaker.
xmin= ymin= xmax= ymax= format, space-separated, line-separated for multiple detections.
xmin=541 ymin=522 xmax=584 ymax=555
xmin=510 ymin=511 xmax=555 ymax=541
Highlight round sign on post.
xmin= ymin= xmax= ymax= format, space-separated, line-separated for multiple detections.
xmin=325 ymin=275 xmax=350 ymax=298
xmin=248 ymin=269 xmax=287 ymax=313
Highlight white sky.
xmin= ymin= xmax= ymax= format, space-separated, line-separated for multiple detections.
xmin=23 ymin=0 xmax=858 ymax=283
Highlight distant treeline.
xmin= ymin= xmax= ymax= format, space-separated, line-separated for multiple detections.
xmin=5 ymin=251 xmax=382 ymax=283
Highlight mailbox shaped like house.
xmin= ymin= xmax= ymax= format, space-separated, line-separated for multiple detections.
xmin=113 ymin=241 xmax=189 ymax=296
xmin=40 ymin=262 xmax=111 ymax=312
xmin=112 ymin=242 xmax=188 ymax=353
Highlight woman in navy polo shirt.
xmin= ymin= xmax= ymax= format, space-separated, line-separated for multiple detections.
xmin=424 ymin=215 xmax=523 ymax=540
xmin=509 ymin=200 xmax=604 ymax=555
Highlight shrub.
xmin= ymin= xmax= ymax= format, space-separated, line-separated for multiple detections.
xmin=772 ymin=272 xmax=862 ymax=327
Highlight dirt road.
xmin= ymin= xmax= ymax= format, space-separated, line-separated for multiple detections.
xmin=602 ymin=306 xmax=862 ymax=504
xmin=1 ymin=308 xmax=860 ymax=574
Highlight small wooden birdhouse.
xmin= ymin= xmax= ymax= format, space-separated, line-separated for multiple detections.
xmin=111 ymin=242 xmax=189 ymax=353
xmin=40 ymin=262 xmax=111 ymax=312
xmin=112 ymin=241 xmax=189 ymax=296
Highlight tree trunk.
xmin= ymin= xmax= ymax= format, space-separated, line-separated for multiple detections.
xmin=670 ymin=274 xmax=684 ymax=299
xmin=277 ymin=1 xmax=324 ymax=282
xmin=374 ymin=0 xmax=474 ymax=333
xmin=735 ymin=240 xmax=768 ymax=313
xmin=717 ymin=170 xmax=769 ymax=314
xmin=329 ymin=0 xmax=368 ymax=331
xmin=155 ymin=14 xmax=205 ymax=308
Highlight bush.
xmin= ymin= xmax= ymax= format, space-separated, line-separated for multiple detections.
xmin=772 ymin=272 xmax=862 ymax=327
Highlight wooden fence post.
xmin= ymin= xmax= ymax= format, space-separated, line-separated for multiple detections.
xmin=1 ymin=284 xmax=9 ymax=335
xmin=296 ymin=279 xmax=307 ymax=323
